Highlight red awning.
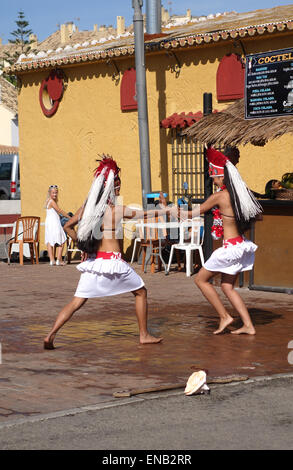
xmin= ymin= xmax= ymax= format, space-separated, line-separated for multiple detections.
xmin=160 ymin=111 xmax=217 ymax=129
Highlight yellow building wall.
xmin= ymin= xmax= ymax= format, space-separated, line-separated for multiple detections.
xmin=17 ymin=32 xmax=293 ymax=254
xmin=152 ymin=33 xmax=293 ymax=197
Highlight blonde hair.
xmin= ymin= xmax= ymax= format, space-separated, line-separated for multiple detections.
xmin=44 ymin=185 xmax=59 ymax=208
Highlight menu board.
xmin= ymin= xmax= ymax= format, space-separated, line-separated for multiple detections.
xmin=245 ymin=48 xmax=293 ymax=119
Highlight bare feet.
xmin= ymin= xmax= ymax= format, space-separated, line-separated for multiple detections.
xmin=231 ymin=325 xmax=256 ymax=335
xmin=213 ymin=315 xmax=234 ymax=335
xmin=43 ymin=335 xmax=55 ymax=350
xmin=140 ymin=333 xmax=163 ymax=344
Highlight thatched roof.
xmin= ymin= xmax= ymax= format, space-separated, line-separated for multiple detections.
xmin=183 ymin=99 xmax=293 ymax=147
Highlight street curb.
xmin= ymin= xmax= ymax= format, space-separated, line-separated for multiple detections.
xmin=0 ymin=372 xmax=292 ymax=430
xmin=0 ymin=397 xmax=145 ymax=430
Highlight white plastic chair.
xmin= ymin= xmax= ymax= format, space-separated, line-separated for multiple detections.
xmin=166 ymin=219 xmax=204 ymax=277
xmin=127 ymin=204 xmax=142 ymax=264
xmin=130 ymin=235 xmax=141 ymax=264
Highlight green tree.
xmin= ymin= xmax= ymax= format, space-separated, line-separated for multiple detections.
xmin=9 ymin=10 xmax=33 ymax=49
xmin=2 ymin=10 xmax=35 ymax=85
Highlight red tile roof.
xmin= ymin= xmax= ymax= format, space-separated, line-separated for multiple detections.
xmin=0 ymin=77 xmax=17 ymax=114
xmin=161 ymin=111 xmax=217 ymax=129
xmin=5 ymin=5 xmax=293 ymax=74
xmin=0 ymin=145 xmax=19 ymax=155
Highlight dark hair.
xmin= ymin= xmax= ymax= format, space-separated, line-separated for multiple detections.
xmin=265 ymin=179 xmax=279 ymax=199
xmin=223 ymin=147 xmax=240 ymax=167
xmin=223 ymin=146 xmax=239 ymax=158
xmin=223 ymin=167 xmax=254 ymax=234
xmin=77 ymin=237 xmax=100 ymax=254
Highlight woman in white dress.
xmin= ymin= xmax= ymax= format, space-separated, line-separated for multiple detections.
xmin=45 ymin=185 xmax=69 ymax=265
xmin=44 ymin=156 xmax=164 ymax=349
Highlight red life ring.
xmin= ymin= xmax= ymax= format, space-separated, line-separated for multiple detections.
xmin=39 ymin=70 xmax=64 ymax=117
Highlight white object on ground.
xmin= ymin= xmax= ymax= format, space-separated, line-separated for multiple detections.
xmin=184 ymin=370 xmax=210 ymax=395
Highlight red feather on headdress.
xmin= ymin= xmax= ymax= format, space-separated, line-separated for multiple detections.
xmin=206 ymin=148 xmax=228 ymax=168
xmin=94 ymin=155 xmax=120 ymax=180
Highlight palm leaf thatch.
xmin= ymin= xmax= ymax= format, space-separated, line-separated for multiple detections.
xmin=183 ymin=99 xmax=293 ymax=147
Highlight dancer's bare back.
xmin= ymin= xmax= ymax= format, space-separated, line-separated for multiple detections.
xmin=64 ymin=204 xmax=145 ymax=254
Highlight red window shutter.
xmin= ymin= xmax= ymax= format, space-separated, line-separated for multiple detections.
xmin=120 ymin=68 xmax=138 ymax=111
xmin=216 ymin=54 xmax=244 ymax=101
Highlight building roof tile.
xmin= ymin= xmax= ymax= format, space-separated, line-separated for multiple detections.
xmin=160 ymin=110 xmax=218 ymax=129
xmin=4 ymin=5 xmax=293 ymax=74
xmin=0 ymin=76 xmax=17 ymax=114
xmin=0 ymin=144 xmax=19 ymax=155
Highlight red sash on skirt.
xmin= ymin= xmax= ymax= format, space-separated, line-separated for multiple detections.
xmin=96 ymin=251 xmax=121 ymax=260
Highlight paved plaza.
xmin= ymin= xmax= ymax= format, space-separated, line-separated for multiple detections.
xmin=0 ymin=260 xmax=292 ymax=426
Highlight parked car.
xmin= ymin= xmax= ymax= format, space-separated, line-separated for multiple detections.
xmin=0 ymin=153 xmax=20 ymax=200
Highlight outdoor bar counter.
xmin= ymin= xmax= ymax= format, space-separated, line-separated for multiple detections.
xmin=249 ymin=199 xmax=293 ymax=294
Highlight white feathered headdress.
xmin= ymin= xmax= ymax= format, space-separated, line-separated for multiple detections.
xmin=77 ymin=155 xmax=120 ymax=242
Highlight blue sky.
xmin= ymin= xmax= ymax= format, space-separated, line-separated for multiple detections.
xmin=1 ymin=1 xmax=292 ymax=43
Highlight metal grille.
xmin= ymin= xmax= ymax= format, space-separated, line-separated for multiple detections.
xmin=171 ymin=129 xmax=205 ymax=202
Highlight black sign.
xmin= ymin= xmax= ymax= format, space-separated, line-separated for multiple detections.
xmin=245 ymin=48 xmax=293 ymax=119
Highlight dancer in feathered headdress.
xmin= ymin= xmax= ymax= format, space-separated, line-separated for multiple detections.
xmin=159 ymin=146 xmax=263 ymax=335
xmin=195 ymin=147 xmax=262 ymax=335
xmin=76 ymin=154 xmax=121 ymax=253
xmin=44 ymin=155 xmax=162 ymax=350
xmin=206 ymin=147 xmax=262 ymax=236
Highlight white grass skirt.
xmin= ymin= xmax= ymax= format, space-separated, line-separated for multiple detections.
xmin=203 ymin=236 xmax=257 ymax=275
xmin=74 ymin=252 xmax=144 ymax=298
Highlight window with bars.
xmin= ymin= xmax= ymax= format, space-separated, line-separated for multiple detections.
xmin=171 ymin=129 xmax=224 ymax=202
xmin=171 ymin=129 xmax=205 ymax=202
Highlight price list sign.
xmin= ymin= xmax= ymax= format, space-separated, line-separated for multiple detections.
xmin=245 ymin=48 xmax=293 ymax=119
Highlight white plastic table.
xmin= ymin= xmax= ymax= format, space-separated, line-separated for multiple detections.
xmin=136 ymin=220 xmax=200 ymax=274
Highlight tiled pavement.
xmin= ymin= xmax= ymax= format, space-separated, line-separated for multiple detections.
xmin=0 ymin=261 xmax=292 ymax=423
